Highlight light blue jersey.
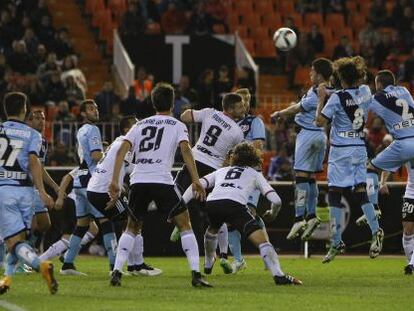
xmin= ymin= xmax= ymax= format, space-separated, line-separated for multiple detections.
xmin=76 ymin=123 xmax=103 ymax=188
xmin=0 ymin=120 xmax=42 ymax=239
xmin=370 ymin=85 xmax=414 ymax=172
xmin=322 ymin=86 xmax=372 ymax=147
xmin=322 ymin=86 xmax=371 ymax=188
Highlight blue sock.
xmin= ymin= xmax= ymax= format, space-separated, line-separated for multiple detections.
xmin=5 ymin=253 xmax=18 ymax=276
xmin=361 ymin=202 xmax=380 ymax=234
xmin=0 ymin=242 xmax=4 ymax=264
xmin=295 ymin=182 xmax=310 ymax=218
xmin=14 ymin=242 xmax=40 ymax=271
xmin=330 ymin=207 xmax=343 ymax=247
xmin=228 ymin=230 xmax=243 ymax=262
xmin=103 ymin=232 xmax=117 ymax=267
xmin=367 ymin=172 xmax=379 ymax=205
xmin=307 ymin=181 xmax=318 ymax=217
xmin=64 ymin=235 xmax=82 ymax=264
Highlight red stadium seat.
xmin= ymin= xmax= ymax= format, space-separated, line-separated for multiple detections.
xmin=358 ymin=2 xmax=371 ymax=17
xmin=348 ymin=13 xmax=366 ymax=32
xmin=228 ymin=14 xmax=240 ymax=32
xmin=346 ymin=1 xmax=357 ymax=11
xmin=250 ymin=27 xmax=269 ymax=41
xmin=234 ymin=0 xmax=254 ymax=16
xmin=212 ymin=24 xmax=226 ymax=34
xmin=98 ymin=10 xmax=114 ymax=42
xmin=294 ymin=67 xmax=311 ymax=87
xmin=333 ymin=27 xmax=354 ymax=41
xmin=278 ymin=0 xmax=295 ymax=15
xmin=92 ymin=7 xmax=107 ymax=28
xmin=241 ymin=14 xmax=261 ymax=28
xmin=321 ymin=28 xmax=333 ymax=42
xmin=255 ymin=40 xmax=276 ymax=58
xmin=304 ymin=13 xmax=324 ymax=28
xmin=236 ymin=25 xmax=248 ymax=38
xmin=242 ymin=38 xmax=256 ymax=57
xmin=285 ymin=13 xmax=303 ymax=28
xmin=262 ymin=12 xmax=282 ymax=28
xmin=325 ymin=13 xmax=345 ymax=29
xmin=255 ymin=0 xmax=275 ymax=15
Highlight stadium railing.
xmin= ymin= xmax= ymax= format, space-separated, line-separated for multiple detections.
xmin=113 ymin=29 xmax=135 ymax=94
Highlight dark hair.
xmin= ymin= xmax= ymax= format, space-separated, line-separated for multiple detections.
xmin=334 ymin=57 xmax=360 ymax=87
xmin=312 ymin=58 xmax=333 ymax=81
xmin=222 ymin=93 xmax=243 ymax=111
xmin=151 ymin=82 xmax=174 ymax=112
xmin=3 ymin=92 xmax=27 ymax=118
xmin=120 ymin=115 xmax=136 ymax=135
xmin=26 ymin=110 xmax=44 ymax=121
xmin=376 ymin=70 xmax=395 ymax=88
xmin=231 ymin=142 xmax=262 ymax=168
xmin=80 ymin=99 xmax=96 ymax=113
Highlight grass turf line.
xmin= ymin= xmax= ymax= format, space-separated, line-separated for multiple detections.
xmin=1 ymin=256 xmax=413 ymax=311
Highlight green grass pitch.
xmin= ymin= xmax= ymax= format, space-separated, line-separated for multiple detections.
xmin=1 ymin=255 xmax=413 ymax=311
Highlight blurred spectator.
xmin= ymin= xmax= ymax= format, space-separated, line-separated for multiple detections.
xmin=178 ymin=75 xmax=198 ymax=107
xmin=36 ymin=15 xmax=55 ymax=49
xmin=31 ymin=0 xmax=50 ymax=26
xmin=94 ymin=82 xmax=121 ymax=120
xmin=48 ymin=141 xmax=75 ymax=166
xmin=22 ymin=28 xmax=39 ymax=55
xmin=121 ymin=86 xmax=140 ymax=116
xmin=109 ymin=104 xmax=123 ymax=123
xmin=366 ymin=117 xmax=386 ymax=152
xmin=205 ymin=0 xmax=229 ymax=33
xmin=391 ymin=0 xmax=406 ymax=25
xmin=297 ymin=0 xmax=322 ymax=13
xmin=273 ymin=119 xmax=290 ymax=151
xmin=285 ymin=17 xmax=300 ymax=37
xmin=120 ymin=2 xmax=147 ymax=38
xmin=197 ymin=69 xmax=214 ymax=109
xmin=55 ymin=101 xmax=76 ymax=122
xmin=146 ymin=0 xmax=161 ymax=22
xmin=375 ymin=133 xmax=393 ymax=155
xmin=187 ymin=2 xmax=213 ymax=35
xmin=60 ymin=56 xmax=87 ymax=95
xmin=7 ymin=40 xmax=37 ymax=74
xmin=359 ymin=22 xmax=381 ymax=50
xmin=34 ymin=44 xmax=47 ymax=66
xmin=368 ymin=0 xmax=387 ymax=27
xmin=325 ymin=0 xmax=345 ymax=13
xmin=173 ymin=87 xmax=191 ymax=119
xmin=64 ymin=75 xmax=84 ymax=102
xmin=396 ymin=6 xmax=412 ymax=33
xmin=0 ymin=9 xmax=17 ymax=53
xmin=37 ymin=52 xmax=59 ymax=87
xmin=234 ymin=67 xmax=256 ymax=106
xmin=267 ymin=147 xmax=293 ymax=181
xmin=373 ymin=33 xmax=394 ymax=67
xmin=333 ymin=35 xmax=354 ymax=60
xmin=53 ymin=28 xmax=74 ymax=60
xmin=161 ymin=3 xmax=187 ymax=34
xmin=44 ymin=71 xmax=65 ymax=103
xmin=136 ymin=97 xmax=156 ymax=120
xmin=214 ymin=65 xmax=232 ymax=110
xmin=402 ymin=48 xmax=414 ymax=83
xmin=307 ymin=24 xmax=324 ymax=53
xmin=134 ymin=67 xmax=153 ymax=101
xmin=287 ymin=35 xmax=315 ymax=88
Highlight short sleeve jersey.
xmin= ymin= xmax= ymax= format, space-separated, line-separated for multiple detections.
xmin=125 ymin=115 xmax=189 ymax=185
xmin=0 ymin=120 xmax=42 ymax=187
xmin=238 ymin=114 xmax=266 ymax=141
xmin=191 ymin=108 xmax=244 ymax=169
xmin=370 ymin=85 xmax=414 ymax=139
xmin=405 ymin=162 xmax=414 ymax=200
xmin=76 ymin=123 xmax=103 ymax=187
xmin=87 ymin=135 xmax=134 ymax=193
xmin=321 ymin=85 xmax=372 ymax=146
xmin=39 ymin=136 xmax=48 ymax=165
xmin=295 ymin=86 xmax=335 ymax=131
xmin=203 ymin=166 xmax=277 ymax=205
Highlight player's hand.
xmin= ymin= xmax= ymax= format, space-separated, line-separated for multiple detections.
xmin=108 ymin=180 xmax=120 ymax=201
xmin=105 ymin=197 xmax=117 ymax=211
xmin=53 ymin=185 xmax=60 ymax=195
xmin=270 ymin=111 xmax=281 ymax=123
xmin=379 ymin=182 xmax=390 ymax=195
xmin=54 ymin=197 xmax=64 ymax=210
xmin=39 ymin=191 xmax=54 ymax=209
xmin=192 ymin=181 xmax=206 ymax=202
xmin=262 ymin=203 xmax=281 ymax=223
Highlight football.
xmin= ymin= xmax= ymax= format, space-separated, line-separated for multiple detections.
xmin=273 ymin=27 xmax=297 ymax=51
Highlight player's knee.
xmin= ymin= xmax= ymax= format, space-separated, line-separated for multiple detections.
xmin=99 ymin=220 xmax=114 ymax=235
xmin=403 ymin=222 xmax=414 ymax=236
xmin=328 ymin=189 xmax=342 ymax=207
xmin=73 ymin=225 xmax=89 ymax=238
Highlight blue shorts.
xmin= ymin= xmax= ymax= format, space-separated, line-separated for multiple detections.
xmin=74 ymin=188 xmax=104 ymax=219
xmin=328 ymin=146 xmax=367 ymax=188
xmin=294 ymin=129 xmax=327 ymax=173
xmin=366 ymin=172 xmax=379 ymax=205
xmin=33 ymin=189 xmax=48 ymax=214
xmin=0 ymin=186 xmax=34 ymax=240
xmin=247 ymin=189 xmax=260 ymax=208
xmin=371 ymin=138 xmax=414 ymax=172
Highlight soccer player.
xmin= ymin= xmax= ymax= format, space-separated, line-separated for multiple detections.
xmin=86 ymin=116 xmax=162 ymax=285
xmin=61 ymin=100 xmax=117 ymax=275
xmin=0 ymin=92 xmax=57 ymax=295
xmin=170 ymin=92 xmax=245 ymax=273
xmin=27 ymin=111 xmax=60 ymax=248
xmin=108 ymin=83 xmax=210 ymax=287
xmin=182 ymin=142 xmax=302 ymax=285
xmin=271 ymin=58 xmax=333 ymax=241
xmin=315 ymin=57 xmax=384 ymax=263
xmin=221 ymin=88 xmax=267 ymax=273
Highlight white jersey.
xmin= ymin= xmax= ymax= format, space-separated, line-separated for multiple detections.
xmin=200 ymin=166 xmax=281 ymax=206
xmin=125 ymin=114 xmax=189 ymax=185
xmin=191 ymin=108 xmax=244 ymax=169
xmin=87 ymin=136 xmax=134 ymax=193
xmin=404 ymin=163 xmax=414 ymax=199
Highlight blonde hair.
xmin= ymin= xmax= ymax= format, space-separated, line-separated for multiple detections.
xmin=235 ymin=88 xmax=251 ymax=104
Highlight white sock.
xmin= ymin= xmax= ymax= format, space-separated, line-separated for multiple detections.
xmin=114 ymin=232 xmax=135 ymax=272
xmin=39 ymin=238 xmax=70 ymax=261
xmin=180 ymin=230 xmax=200 ymax=272
xmin=81 ymin=231 xmax=96 ymax=246
xmin=259 ymin=242 xmax=284 ymax=277
xmin=204 ymin=231 xmax=218 ymax=269
xmin=133 ymin=234 xmax=144 ymax=265
xmin=403 ymin=234 xmax=414 ymax=262
xmin=217 ymin=224 xmax=228 ymax=255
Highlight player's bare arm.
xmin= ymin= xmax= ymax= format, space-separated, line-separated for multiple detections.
xmin=29 ymin=154 xmax=53 ymax=209
xmin=271 ymin=103 xmax=301 ymax=120
xmin=180 ymin=140 xmax=206 ymax=201
xmin=380 ymin=171 xmax=392 ymax=195
xmin=109 ymin=140 xmax=131 ymax=202
xmin=180 ymin=109 xmax=195 ymax=123
xmin=315 ymin=83 xmax=329 ymax=127
xmin=91 ymin=150 xmax=104 ymax=163
xmin=42 ymin=166 xmax=60 ymax=194
xmin=55 ymin=173 xmax=73 ymax=210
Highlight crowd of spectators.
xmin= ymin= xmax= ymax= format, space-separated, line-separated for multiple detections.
xmin=119 ymin=0 xmax=230 ymax=38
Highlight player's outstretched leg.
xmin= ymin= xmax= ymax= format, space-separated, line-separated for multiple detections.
xmin=61 ymin=223 xmax=89 ymax=276
xmin=228 ymin=229 xmax=245 ymax=273
xmin=301 ymin=179 xmax=321 ymax=241
xmin=248 ymin=229 xmax=302 ymax=286
xmin=287 ymin=177 xmax=309 ymax=240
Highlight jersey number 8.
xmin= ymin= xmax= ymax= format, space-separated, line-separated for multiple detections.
xmin=352 ymin=108 xmax=364 ymax=131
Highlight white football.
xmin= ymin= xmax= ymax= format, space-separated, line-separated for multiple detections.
xmin=273 ymin=27 xmax=297 ymax=51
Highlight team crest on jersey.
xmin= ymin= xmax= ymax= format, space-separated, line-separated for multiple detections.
xmin=240 ymin=124 xmax=250 ymax=133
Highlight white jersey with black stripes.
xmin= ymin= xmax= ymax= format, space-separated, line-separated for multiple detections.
xmin=404 ymin=163 xmax=414 ymax=200
xmin=196 ymin=166 xmax=281 ymax=206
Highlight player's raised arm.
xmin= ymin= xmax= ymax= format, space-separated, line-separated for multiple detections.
xmin=180 ymin=109 xmax=195 ymax=123
xmin=42 ymin=166 xmax=60 ymax=195
xmin=180 ymin=140 xmax=206 ymax=201
xmin=271 ymin=102 xmax=301 ymax=121
xmin=256 ymin=173 xmax=282 ymax=222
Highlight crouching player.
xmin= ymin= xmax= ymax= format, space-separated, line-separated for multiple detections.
xmin=183 ymin=142 xmax=302 ymax=285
